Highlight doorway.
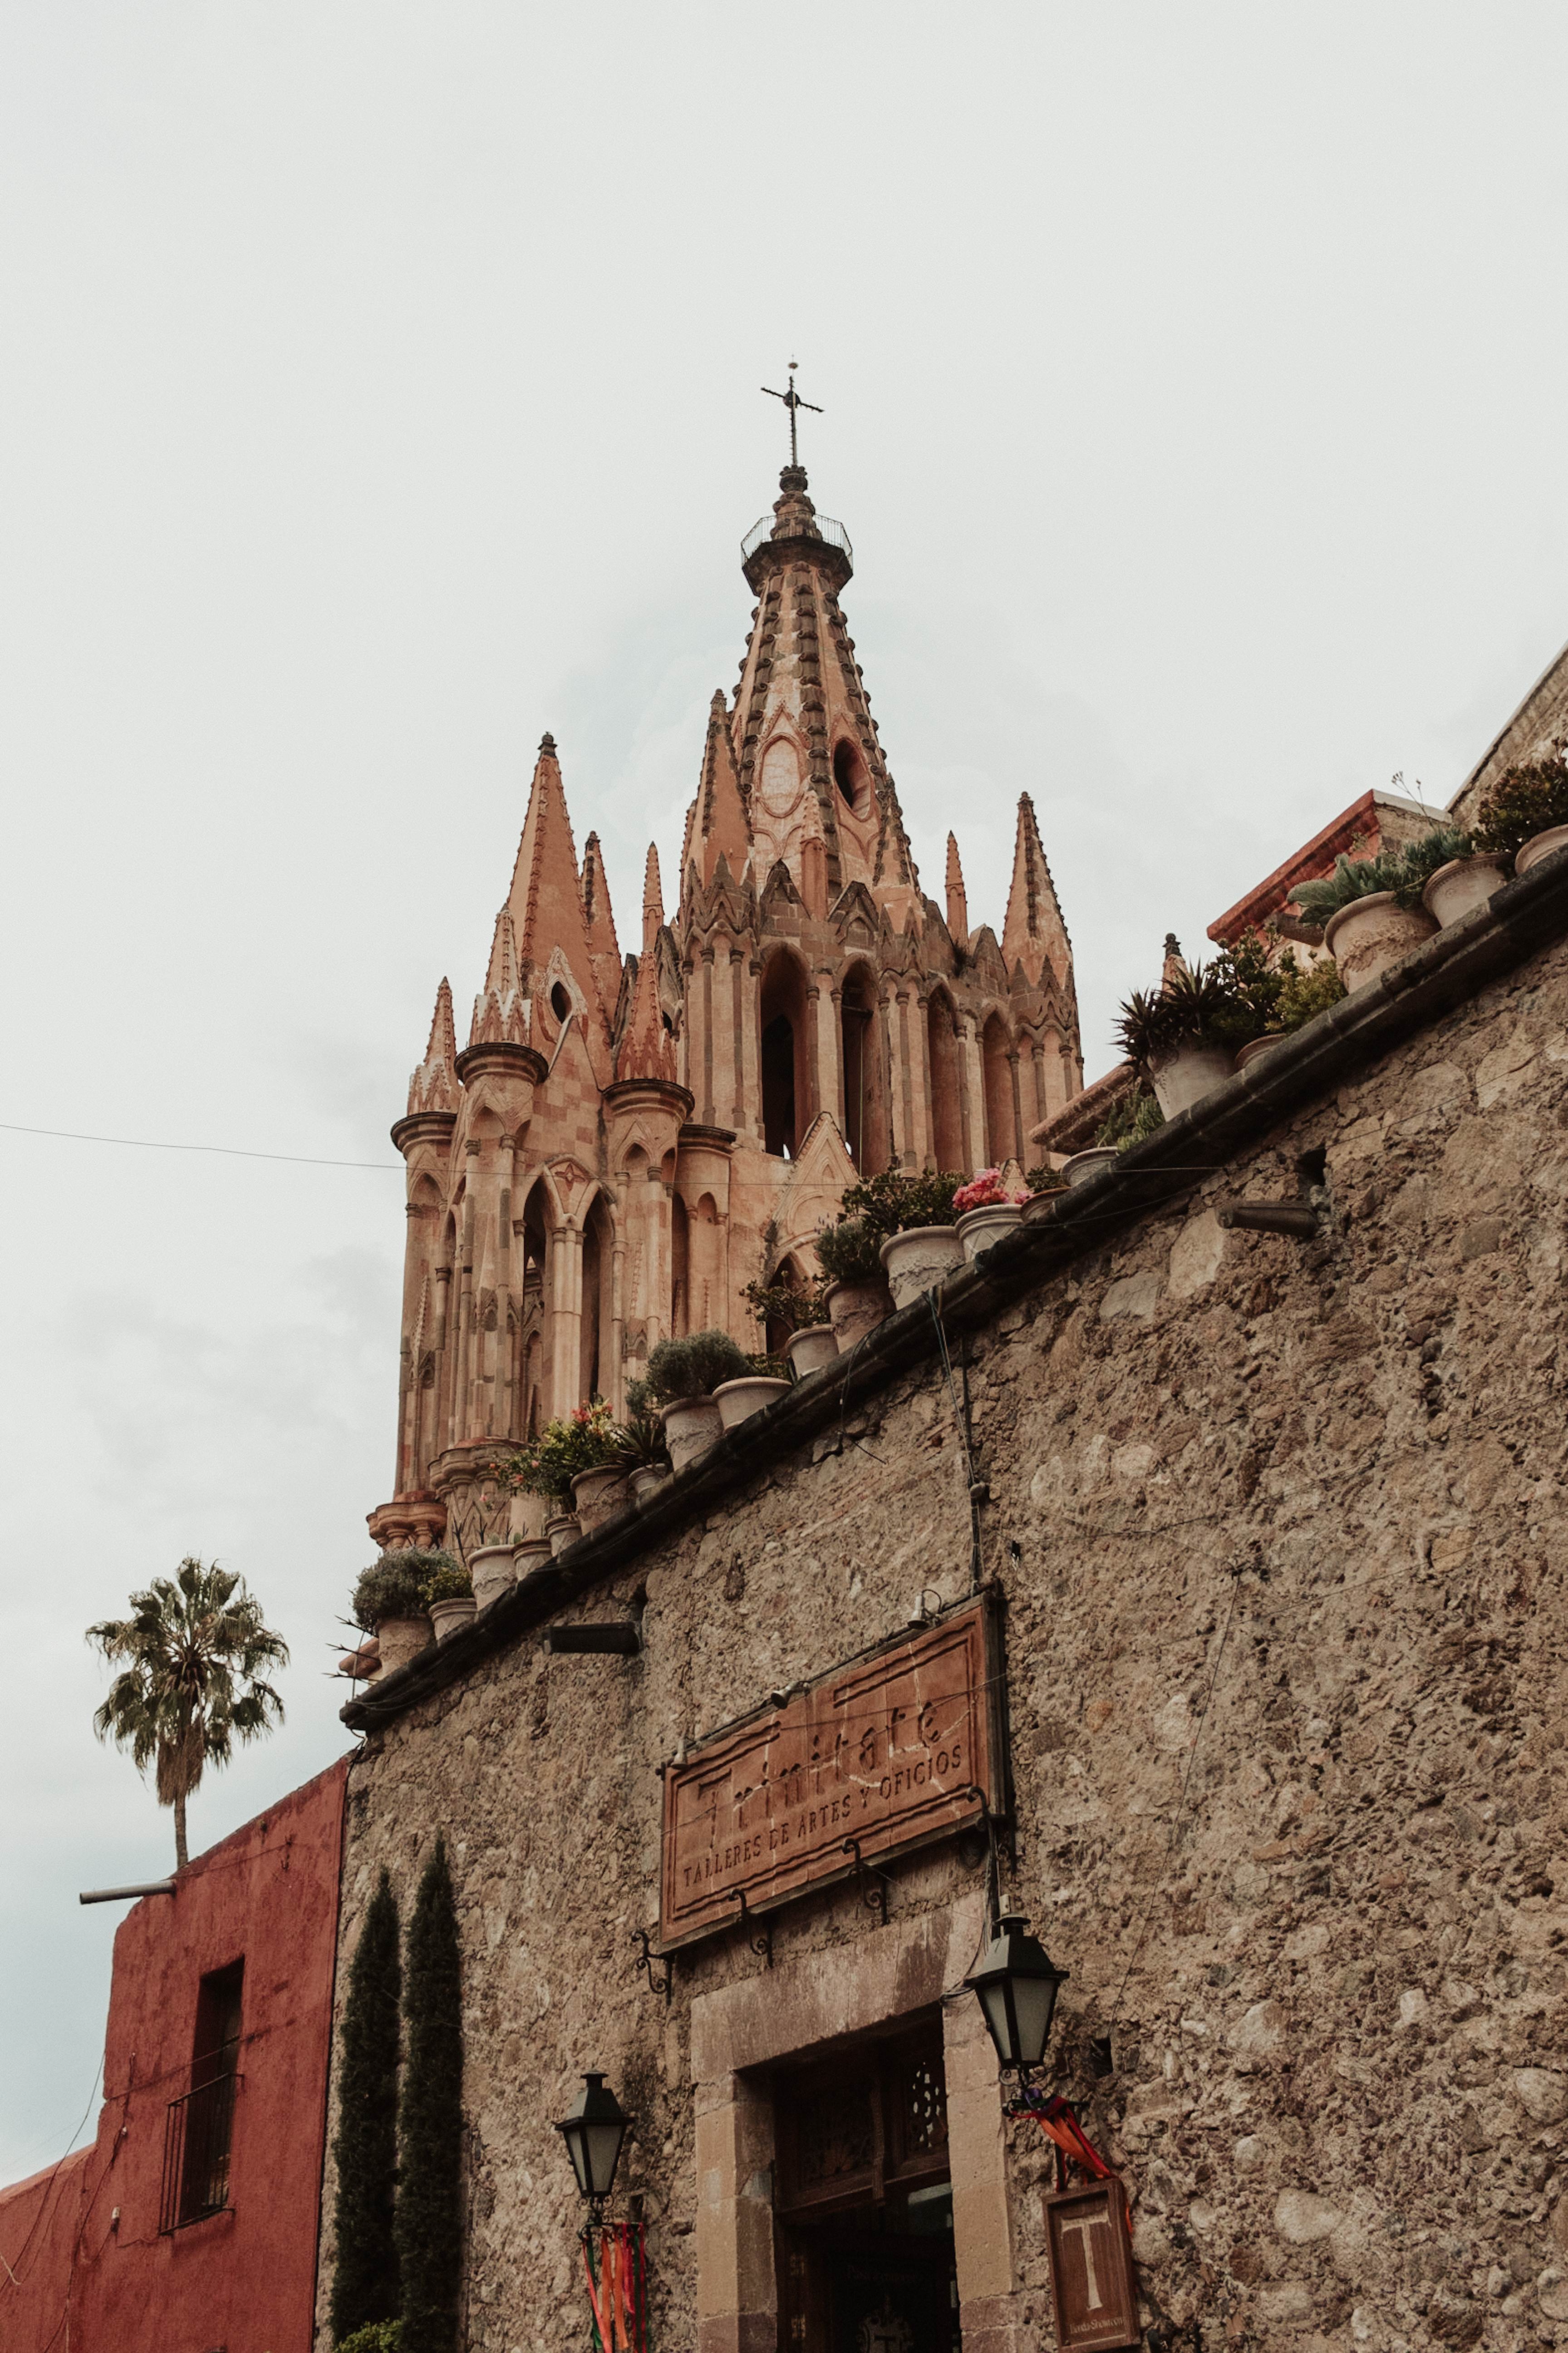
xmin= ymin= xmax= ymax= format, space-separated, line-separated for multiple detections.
xmin=772 ymin=2019 xmax=961 ymax=2353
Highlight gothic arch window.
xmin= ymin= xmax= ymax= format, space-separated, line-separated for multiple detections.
xmin=980 ymin=1013 xmax=1017 ymax=1167
xmin=759 ymin=948 xmax=810 ymax=1160
xmin=670 ymin=1191 xmax=689 ymax=1337
xmin=832 ymin=737 xmax=868 ymax=816
xmin=839 ymin=961 xmax=890 ymax=1175
xmin=579 ymin=1191 xmax=615 ymax=1406
xmin=925 ymin=989 xmax=965 ymax=1174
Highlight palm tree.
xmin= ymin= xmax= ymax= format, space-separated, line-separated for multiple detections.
xmin=87 ymin=1557 xmax=290 ymax=1868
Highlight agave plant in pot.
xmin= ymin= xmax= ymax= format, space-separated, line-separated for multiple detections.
xmin=614 ymin=1384 xmax=673 ymax=1504
xmin=1291 ymin=843 xmax=1437 ymax=989
xmin=741 ymin=1270 xmax=838 ymax=1378
xmin=644 ymin=1329 xmax=752 ymax=1472
xmin=352 ymin=1548 xmax=447 ymax=1674
xmin=1116 ymin=961 xmax=1254 ymax=1117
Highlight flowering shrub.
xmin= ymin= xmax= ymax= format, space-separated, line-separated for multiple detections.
xmin=500 ymin=1399 xmax=621 ymax=1501
xmin=952 ymin=1168 xmax=1027 ymax=1213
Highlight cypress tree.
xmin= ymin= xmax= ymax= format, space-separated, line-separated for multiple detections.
xmin=330 ymin=1867 xmax=403 ymax=2346
xmin=395 ymin=1835 xmax=464 ymax=2353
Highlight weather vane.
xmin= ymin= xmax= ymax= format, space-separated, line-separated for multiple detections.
xmin=761 ymin=361 xmax=822 ymax=467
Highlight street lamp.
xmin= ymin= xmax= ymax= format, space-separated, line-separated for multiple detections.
xmin=555 ymin=2072 xmax=632 ymax=2224
xmin=965 ymin=1913 xmax=1069 ymax=2077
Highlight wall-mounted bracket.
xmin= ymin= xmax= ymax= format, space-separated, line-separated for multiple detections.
xmin=841 ymin=1836 xmax=891 ymax=1925
xmin=631 ymin=1927 xmax=673 ymax=2004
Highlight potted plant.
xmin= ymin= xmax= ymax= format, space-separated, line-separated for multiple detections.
xmin=839 ymin=1168 xmax=965 ymax=1309
xmin=352 ymin=1549 xmax=443 ymax=1674
xmin=422 ymin=1558 xmax=477 ymax=1642
xmin=1291 ymin=845 xmax=1436 ymax=989
xmin=1115 ymin=961 xmax=1255 ymax=1116
xmin=952 ymin=1167 xmax=1029 ymax=1260
xmin=714 ymin=1353 xmax=793 ymax=1431
xmin=1474 ymin=749 xmax=1568 ymax=877
xmin=741 ymin=1272 xmax=839 ymax=1378
xmin=644 ymin=1329 xmax=751 ymax=1472
xmin=501 ymin=1400 xmax=625 ymax=1549
xmin=614 ymin=1388 xmax=673 ymax=1504
xmin=815 ymin=1214 xmax=895 ymax=1348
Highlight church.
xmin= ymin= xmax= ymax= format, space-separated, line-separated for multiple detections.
xmin=369 ymin=454 xmax=1083 ymax=1561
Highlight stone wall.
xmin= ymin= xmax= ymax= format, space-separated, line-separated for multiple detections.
xmin=323 ymin=861 xmax=1568 ymax=2353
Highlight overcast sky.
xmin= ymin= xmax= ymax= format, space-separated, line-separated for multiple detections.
xmin=2 ymin=2 xmax=1565 ymax=2187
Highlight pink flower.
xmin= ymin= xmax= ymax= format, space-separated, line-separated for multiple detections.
xmin=953 ymin=1169 xmax=1027 ymax=1213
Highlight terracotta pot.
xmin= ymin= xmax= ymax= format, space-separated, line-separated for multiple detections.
xmin=1514 ymin=824 xmax=1568 ymax=877
xmin=512 ymin=1536 xmax=553 ymax=1575
xmin=878 ymin=1226 xmax=965 ymax=1310
xmin=826 ymin=1276 xmax=894 ymax=1349
xmin=629 ymin=1464 xmax=669 ymax=1505
xmin=374 ymin=1614 xmax=434 ymax=1674
xmin=1422 ymin=852 xmax=1511 ymax=927
xmin=784 ymin=1324 xmax=839 ymax=1378
xmin=570 ymin=1464 xmax=631 ymax=1533
xmin=1234 ymin=1033 xmax=1288 ymax=1072
xmin=1148 ymin=1041 xmax=1235 ymax=1116
xmin=955 ymin=1202 xmax=1024 ymax=1261
xmin=713 ymin=1375 xmax=792 ymax=1431
xmin=545 ymin=1511 xmax=582 ymax=1557
xmin=469 ymin=1543 xmax=516 ymax=1610
xmin=429 ymin=1595 xmax=477 ymax=1643
xmin=659 ymin=1395 xmax=724 ymax=1474
xmin=1062 ymin=1146 xmax=1120 ymax=1188
xmin=1323 ymin=891 xmax=1438 ymax=990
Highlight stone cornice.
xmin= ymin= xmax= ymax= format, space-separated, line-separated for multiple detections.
xmin=342 ymin=847 xmax=1568 ymax=1733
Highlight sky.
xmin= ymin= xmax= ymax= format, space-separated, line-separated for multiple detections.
xmin=1 ymin=0 xmax=1566 ymax=2186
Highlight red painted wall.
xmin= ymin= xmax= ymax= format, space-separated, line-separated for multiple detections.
xmin=0 ymin=1758 xmax=347 ymax=2353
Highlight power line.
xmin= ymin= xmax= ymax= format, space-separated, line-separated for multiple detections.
xmin=0 ymin=1121 xmax=400 ymax=1171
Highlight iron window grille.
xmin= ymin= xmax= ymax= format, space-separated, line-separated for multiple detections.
xmin=159 ymin=2068 xmax=240 ymax=2233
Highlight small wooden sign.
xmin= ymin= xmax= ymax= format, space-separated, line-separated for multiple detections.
xmin=1043 ymin=2182 xmax=1140 ymax=2350
xmin=659 ymin=1597 xmax=999 ymax=1948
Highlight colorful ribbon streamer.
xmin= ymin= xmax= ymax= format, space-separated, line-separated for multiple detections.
xmin=581 ymin=2220 xmax=649 ymax=2353
xmin=1007 ymin=2085 xmax=1132 ymax=2225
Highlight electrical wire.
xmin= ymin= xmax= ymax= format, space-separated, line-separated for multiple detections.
xmin=0 ymin=1121 xmax=399 ymax=1171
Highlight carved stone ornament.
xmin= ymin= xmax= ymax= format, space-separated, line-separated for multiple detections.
xmin=659 ymin=1595 xmax=1000 ymax=1949
xmin=1043 ymin=2182 xmax=1140 ymax=2350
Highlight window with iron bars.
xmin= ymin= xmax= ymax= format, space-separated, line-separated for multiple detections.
xmin=159 ymin=1959 xmax=243 ymax=2233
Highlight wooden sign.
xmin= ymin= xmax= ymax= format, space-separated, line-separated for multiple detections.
xmin=1043 ymin=2183 xmax=1140 ymax=2350
xmin=659 ymin=1597 xmax=999 ymax=1948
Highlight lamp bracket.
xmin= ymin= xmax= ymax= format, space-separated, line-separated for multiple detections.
xmin=841 ymin=1836 xmax=890 ymax=1925
xmin=632 ymin=1926 xmax=673 ymax=2003
xmin=733 ymin=1887 xmax=773 ymax=1969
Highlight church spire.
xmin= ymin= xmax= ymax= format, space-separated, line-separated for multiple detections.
xmin=468 ymin=911 xmax=531 ymax=1047
xmin=945 ymin=835 xmax=969 ymax=949
xmin=1001 ymin=793 xmax=1072 ymax=989
xmin=580 ymin=830 xmax=622 ymax=1014
xmin=406 ymin=977 xmax=458 ymax=1114
xmin=503 ymin=733 xmax=614 ymax=1076
xmin=695 ymin=689 xmax=752 ymax=888
xmin=616 ymin=843 xmax=678 ymax=1083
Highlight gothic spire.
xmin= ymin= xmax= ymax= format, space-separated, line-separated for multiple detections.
xmin=945 ymin=835 xmax=969 ymax=949
xmin=616 ymin=843 xmax=678 ymax=1083
xmin=1001 ymin=794 xmax=1072 ymax=990
xmin=502 ymin=733 xmax=614 ymax=1074
xmin=696 ymin=689 xmax=752 ymax=888
xmin=468 ymin=910 xmax=531 ymax=1047
xmin=406 ymin=977 xmax=458 ymax=1114
xmin=580 ymin=830 xmax=623 ymax=1015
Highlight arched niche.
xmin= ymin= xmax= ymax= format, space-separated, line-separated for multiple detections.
xmin=980 ymin=1014 xmax=1017 ymax=1167
xmin=670 ymin=1191 xmax=689 ymax=1337
xmin=840 ymin=961 xmax=890 ymax=1176
xmin=759 ymin=948 xmax=810 ymax=1160
xmin=925 ymin=989 xmax=965 ymax=1174
xmin=579 ymin=1190 xmax=615 ymax=1405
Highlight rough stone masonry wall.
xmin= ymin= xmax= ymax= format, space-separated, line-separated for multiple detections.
xmin=321 ymin=924 xmax=1568 ymax=2353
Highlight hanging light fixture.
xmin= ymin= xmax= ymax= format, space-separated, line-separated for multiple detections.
xmin=555 ymin=2072 xmax=632 ymax=2220
xmin=965 ymin=1914 xmax=1069 ymax=2077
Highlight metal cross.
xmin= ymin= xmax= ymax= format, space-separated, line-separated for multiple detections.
xmin=761 ymin=360 xmax=823 ymax=466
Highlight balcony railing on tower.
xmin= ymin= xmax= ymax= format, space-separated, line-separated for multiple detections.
xmin=741 ymin=512 xmax=852 ymax=564
xmin=159 ymin=2069 xmax=240 ymax=2232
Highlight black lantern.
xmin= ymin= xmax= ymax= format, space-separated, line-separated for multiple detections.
xmin=965 ymin=1913 xmax=1069 ymax=2076
xmin=555 ymin=2072 xmax=631 ymax=2215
